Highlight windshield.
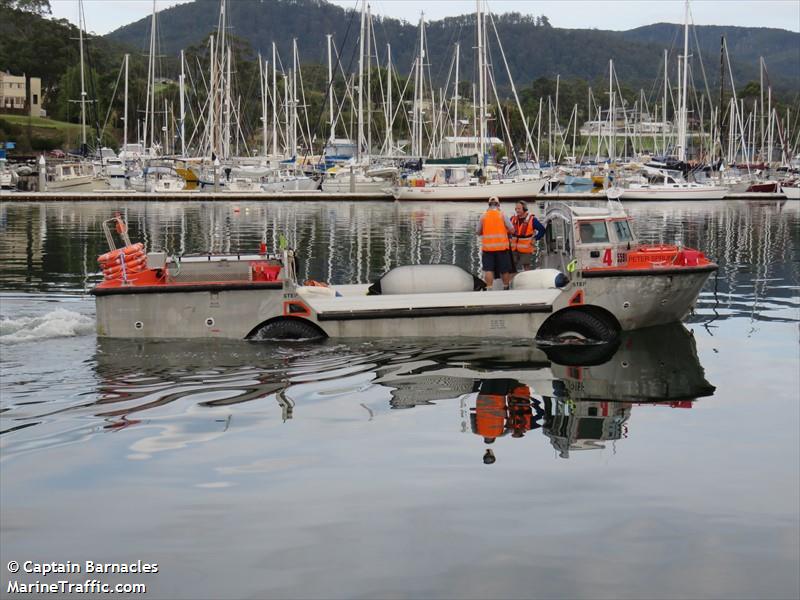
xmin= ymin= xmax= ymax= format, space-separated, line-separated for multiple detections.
xmin=578 ymin=221 xmax=609 ymax=244
xmin=612 ymin=220 xmax=633 ymax=242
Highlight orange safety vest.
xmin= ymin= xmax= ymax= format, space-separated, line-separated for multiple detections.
xmin=481 ymin=210 xmax=510 ymax=252
xmin=473 ymin=394 xmax=507 ymax=438
xmin=510 ymin=215 xmax=535 ymax=254
xmin=507 ymin=385 xmax=534 ymax=433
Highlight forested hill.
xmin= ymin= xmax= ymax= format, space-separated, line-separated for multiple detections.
xmin=105 ymin=0 xmax=800 ymax=93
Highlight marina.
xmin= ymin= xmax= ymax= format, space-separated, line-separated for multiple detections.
xmin=1 ymin=198 xmax=798 ymax=598
xmin=1 ymin=0 xmax=798 ymax=598
xmin=0 ymin=190 xmax=792 ymax=202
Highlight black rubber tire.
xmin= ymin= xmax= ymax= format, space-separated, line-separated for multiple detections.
xmin=537 ymin=310 xmax=619 ymax=343
xmin=539 ymin=340 xmax=620 ymax=367
xmin=250 ymin=319 xmax=325 ymax=341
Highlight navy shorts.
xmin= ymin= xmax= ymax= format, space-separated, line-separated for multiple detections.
xmin=481 ymin=250 xmax=513 ymax=275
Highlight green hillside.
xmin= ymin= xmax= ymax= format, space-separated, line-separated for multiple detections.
xmin=105 ymin=0 xmax=800 ymax=94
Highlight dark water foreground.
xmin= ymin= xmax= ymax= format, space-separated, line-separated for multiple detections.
xmin=1 ymin=200 xmax=798 ymax=599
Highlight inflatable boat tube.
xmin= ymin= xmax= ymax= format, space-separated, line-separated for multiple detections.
xmin=511 ymin=269 xmax=568 ymax=290
xmin=368 ymin=264 xmax=486 ymax=295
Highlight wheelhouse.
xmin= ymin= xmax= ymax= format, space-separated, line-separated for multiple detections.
xmin=542 ymin=202 xmax=638 ymax=271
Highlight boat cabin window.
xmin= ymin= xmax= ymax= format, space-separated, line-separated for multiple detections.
xmin=612 ymin=219 xmax=633 ymax=242
xmin=578 ymin=221 xmax=609 ymax=244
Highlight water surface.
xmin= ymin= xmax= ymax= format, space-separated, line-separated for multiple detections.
xmin=1 ymin=199 xmax=798 ymax=599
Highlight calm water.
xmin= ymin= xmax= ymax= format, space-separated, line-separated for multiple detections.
xmin=1 ymin=200 xmax=798 ymax=599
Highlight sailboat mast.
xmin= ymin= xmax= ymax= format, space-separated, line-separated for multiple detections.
xmin=292 ymin=39 xmax=298 ymax=157
xmin=608 ymin=59 xmax=614 ymax=161
xmin=386 ymin=43 xmax=393 ymax=152
xmin=663 ymin=49 xmax=668 ymax=155
xmin=259 ymin=54 xmax=266 ymax=158
xmin=283 ymin=72 xmax=289 ymax=156
xmin=179 ymin=49 xmax=185 ymax=157
xmin=327 ymin=34 xmax=334 ymax=142
xmin=123 ymin=54 xmax=129 ymax=153
xmin=759 ymin=56 xmax=765 ymax=159
xmin=767 ymin=85 xmax=773 ymax=163
xmin=537 ymin=97 xmax=542 ymax=162
xmin=149 ymin=0 xmax=156 ymax=153
xmin=225 ymin=46 xmax=231 ymax=159
xmin=453 ymin=42 xmax=459 ymax=136
xmin=678 ymin=0 xmax=689 ymax=162
xmin=366 ymin=4 xmax=372 ymax=158
xmin=272 ymin=42 xmax=277 ymax=158
xmin=209 ymin=34 xmax=215 ymax=158
xmin=78 ymin=0 xmax=87 ymax=151
xmin=163 ymin=98 xmax=169 ymax=154
xmin=357 ymin=1 xmax=366 ymax=160
xmin=476 ymin=0 xmax=485 ymax=163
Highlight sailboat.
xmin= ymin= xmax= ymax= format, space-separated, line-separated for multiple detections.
xmin=319 ymin=2 xmax=396 ymax=194
xmin=618 ymin=0 xmax=726 ymax=201
xmin=390 ymin=2 xmax=547 ymax=201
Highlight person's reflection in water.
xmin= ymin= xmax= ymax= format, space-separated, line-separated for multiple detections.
xmin=508 ymin=384 xmax=545 ymax=438
xmin=470 ymin=379 xmax=545 ymax=464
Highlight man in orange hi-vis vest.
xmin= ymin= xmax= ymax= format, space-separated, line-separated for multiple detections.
xmin=510 ymin=200 xmax=546 ymax=272
xmin=475 ymin=197 xmax=514 ymax=289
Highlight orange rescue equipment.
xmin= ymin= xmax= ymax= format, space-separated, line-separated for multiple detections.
xmin=97 ymin=243 xmax=144 ymax=265
xmin=98 ymin=243 xmax=147 ymax=282
xmin=250 ymin=262 xmax=281 ymax=282
xmin=481 ymin=210 xmax=510 ymax=252
xmin=510 ymin=215 xmax=535 ymax=254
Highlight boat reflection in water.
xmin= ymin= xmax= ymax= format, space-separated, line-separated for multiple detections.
xmin=541 ymin=324 xmax=715 ymax=458
xmin=88 ymin=323 xmax=712 ymax=461
xmin=378 ymin=323 xmax=715 ymax=461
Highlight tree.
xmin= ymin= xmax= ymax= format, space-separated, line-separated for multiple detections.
xmin=0 ymin=0 xmax=50 ymax=14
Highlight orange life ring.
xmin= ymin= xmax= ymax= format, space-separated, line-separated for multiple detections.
xmin=303 ymin=279 xmax=329 ymax=287
xmin=97 ymin=243 xmax=143 ymax=264
xmin=99 ymin=250 xmax=145 ymax=266
xmin=103 ymin=257 xmax=146 ymax=275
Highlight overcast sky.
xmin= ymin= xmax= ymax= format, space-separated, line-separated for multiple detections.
xmin=50 ymin=0 xmax=800 ymax=35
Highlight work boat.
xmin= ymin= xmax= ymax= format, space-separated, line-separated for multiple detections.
xmin=92 ymin=204 xmax=716 ymax=341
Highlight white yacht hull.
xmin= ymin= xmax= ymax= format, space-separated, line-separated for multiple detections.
xmin=391 ymin=178 xmax=546 ymax=201
xmin=321 ymin=178 xmax=390 ymax=194
xmin=46 ymin=174 xmax=98 ymax=191
xmin=262 ymin=177 xmax=319 ymax=193
xmin=781 ymin=186 xmax=800 ymax=200
xmin=620 ymin=184 xmax=728 ymax=201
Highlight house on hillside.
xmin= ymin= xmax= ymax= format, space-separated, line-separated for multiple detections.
xmin=0 ymin=71 xmax=44 ymax=117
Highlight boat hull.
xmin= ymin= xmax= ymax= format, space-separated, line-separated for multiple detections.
xmin=321 ymin=178 xmax=389 ymax=194
xmin=262 ymin=177 xmax=319 ymax=192
xmin=46 ymin=175 xmax=99 ymax=191
xmin=620 ymin=185 xmax=728 ymax=201
xmin=579 ymin=267 xmax=714 ymax=330
xmin=391 ymin=178 xmax=546 ymax=201
xmin=781 ymin=185 xmax=800 ymax=200
xmin=94 ymin=283 xmax=284 ymax=339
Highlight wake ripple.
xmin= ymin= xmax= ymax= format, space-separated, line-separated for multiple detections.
xmin=0 ymin=309 xmax=94 ymax=345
